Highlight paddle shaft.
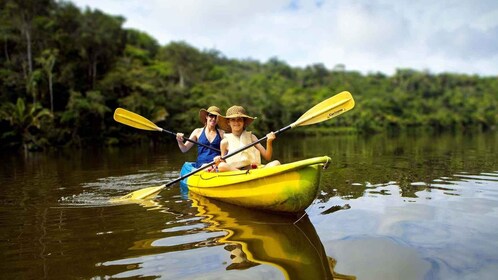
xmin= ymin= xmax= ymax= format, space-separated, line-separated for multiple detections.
xmin=161 ymin=129 xmax=221 ymax=153
xmin=165 ymin=125 xmax=292 ymax=187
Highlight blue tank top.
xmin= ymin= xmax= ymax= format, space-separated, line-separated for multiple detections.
xmin=195 ymin=128 xmax=222 ymax=168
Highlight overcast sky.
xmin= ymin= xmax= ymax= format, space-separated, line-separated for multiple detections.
xmin=70 ymin=0 xmax=498 ymax=76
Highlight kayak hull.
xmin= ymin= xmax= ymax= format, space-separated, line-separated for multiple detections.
xmin=182 ymin=156 xmax=331 ymax=213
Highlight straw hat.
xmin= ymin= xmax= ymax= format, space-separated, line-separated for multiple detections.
xmin=199 ymin=106 xmax=222 ymax=125
xmin=218 ymin=105 xmax=256 ymax=132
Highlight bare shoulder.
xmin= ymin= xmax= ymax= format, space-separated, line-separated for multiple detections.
xmin=191 ymin=128 xmax=203 ymax=139
xmin=218 ymin=128 xmax=225 ymax=137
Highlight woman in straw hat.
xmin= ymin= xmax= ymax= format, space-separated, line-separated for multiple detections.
xmin=176 ymin=106 xmax=225 ymax=168
xmin=213 ymin=105 xmax=280 ymax=172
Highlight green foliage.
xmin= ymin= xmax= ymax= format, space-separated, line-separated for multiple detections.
xmin=0 ymin=98 xmax=52 ymax=150
xmin=61 ymin=91 xmax=110 ymax=145
xmin=125 ymin=28 xmax=159 ymax=58
xmin=0 ymin=0 xmax=496 ymax=151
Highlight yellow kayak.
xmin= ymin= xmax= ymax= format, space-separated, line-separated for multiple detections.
xmin=184 ymin=156 xmax=331 ymax=213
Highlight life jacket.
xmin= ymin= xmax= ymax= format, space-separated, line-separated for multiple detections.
xmin=225 ymin=131 xmax=261 ymax=168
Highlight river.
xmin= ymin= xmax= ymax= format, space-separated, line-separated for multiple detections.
xmin=1 ymin=132 xmax=497 ymax=279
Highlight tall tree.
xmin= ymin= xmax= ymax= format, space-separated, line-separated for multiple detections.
xmin=157 ymin=41 xmax=210 ymax=88
xmin=78 ymin=8 xmax=124 ymax=90
xmin=2 ymin=0 xmax=54 ymax=92
xmin=36 ymin=48 xmax=58 ymax=112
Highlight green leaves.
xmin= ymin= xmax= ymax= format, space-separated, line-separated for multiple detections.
xmin=0 ymin=0 xmax=496 ymax=150
xmin=0 ymin=98 xmax=52 ymax=150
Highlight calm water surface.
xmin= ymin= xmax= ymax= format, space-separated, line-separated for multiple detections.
xmin=1 ymin=132 xmax=497 ymax=279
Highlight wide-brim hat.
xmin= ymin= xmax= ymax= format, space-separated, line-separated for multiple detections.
xmin=218 ymin=105 xmax=256 ymax=132
xmin=199 ymin=106 xmax=222 ymax=125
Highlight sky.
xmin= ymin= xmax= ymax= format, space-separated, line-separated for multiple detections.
xmin=70 ymin=0 xmax=498 ymax=76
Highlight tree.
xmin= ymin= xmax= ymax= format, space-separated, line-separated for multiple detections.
xmin=0 ymin=98 xmax=52 ymax=151
xmin=2 ymin=0 xmax=55 ymax=95
xmin=36 ymin=48 xmax=58 ymax=112
xmin=157 ymin=41 xmax=211 ymax=88
xmin=77 ymin=8 xmax=125 ymax=89
xmin=61 ymin=91 xmax=110 ymax=145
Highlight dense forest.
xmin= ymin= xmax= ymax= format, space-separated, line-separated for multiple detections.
xmin=1 ymin=0 xmax=497 ymax=152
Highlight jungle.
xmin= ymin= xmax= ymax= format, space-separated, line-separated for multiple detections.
xmin=1 ymin=0 xmax=496 ymax=152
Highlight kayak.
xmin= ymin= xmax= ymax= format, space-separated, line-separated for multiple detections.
xmin=181 ymin=156 xmax=331 ymax=213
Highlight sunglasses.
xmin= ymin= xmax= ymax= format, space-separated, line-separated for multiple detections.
xmin=207 ymin=113 xmax=218 ymax=118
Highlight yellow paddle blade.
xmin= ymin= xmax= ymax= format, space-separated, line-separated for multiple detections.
xmin=110 ymin=184 xmax=166 ymax=202
xmin=292 ymin=91 xmax=355 ymax=127
xmin=113 ymin=108 xmax=162 ymax=131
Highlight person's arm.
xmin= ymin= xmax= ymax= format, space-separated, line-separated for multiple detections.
xmin=214 ymin=139 xmax=228 ymax=162
xmin=254 ymin=132 xmax=276 ymax=161
xmin=220 ymin=138 xmax=228 ymax=157
xmin=176 ymin=129 xmax=199 ymax=153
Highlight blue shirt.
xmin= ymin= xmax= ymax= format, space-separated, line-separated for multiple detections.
xmin=195 ymin=128 xmax=222 ymax=168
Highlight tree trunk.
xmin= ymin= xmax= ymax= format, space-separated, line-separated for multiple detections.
xmin=92 ymin=60 xmax=97 ymax=89
xmin=179 ymin=67 xmax=185 ymax=88
xmin=24 ymin=24 xmax=32 ymax=75
xmin=21 ymin=22 xmax=34 ymax=104
xmin=48 ymin=73 xmax=53 ymax=112
xmin=3 ymin=36 xmax=10 ymax=63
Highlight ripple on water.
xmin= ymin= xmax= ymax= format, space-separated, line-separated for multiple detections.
xmin=57 ymin=170 xmax=183 ymax=207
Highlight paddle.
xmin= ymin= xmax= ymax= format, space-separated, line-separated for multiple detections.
xmin=113 ymin=108 xmax=220 ymax=152
xmin=114 ymin=91 xmax=355 ymax=201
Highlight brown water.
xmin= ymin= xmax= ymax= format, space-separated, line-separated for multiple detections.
xmin=1 ymin=132 xmax=497 ymax=279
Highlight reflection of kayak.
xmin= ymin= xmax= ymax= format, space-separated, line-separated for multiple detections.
xmin=190 ymin=192 xmax=334 ymax=279
xmin=181 ymin=156 xmax=331 ymax=213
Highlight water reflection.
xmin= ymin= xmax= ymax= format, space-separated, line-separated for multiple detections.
xmin=311 ymin=170 xmax=498 ymax=280
xmin=1 ymin=132 xmax=496 ymax=279
xmin=190 ymin=193 xmax=356 ymax=280
xmin=306 ymin=132 xmax=497 ymax=201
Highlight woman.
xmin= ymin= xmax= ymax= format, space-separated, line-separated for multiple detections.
xmin=214 ymin=105 xmax=280 ymax=172
xmin=177 ymin=106 xmax=224 ymax=194
xmin=176 ymin=106 xmax=225 ymax=168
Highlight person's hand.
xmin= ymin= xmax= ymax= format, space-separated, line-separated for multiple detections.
xmin=266 ymin=132 xmax=276 ymax=142
xmin=206 ymin=164 xmax=217 ymax=172
xmin=213 ymin=156 xmax=222 ymax=165
xmin=176 ymin=133 xmax=184 ymax=142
